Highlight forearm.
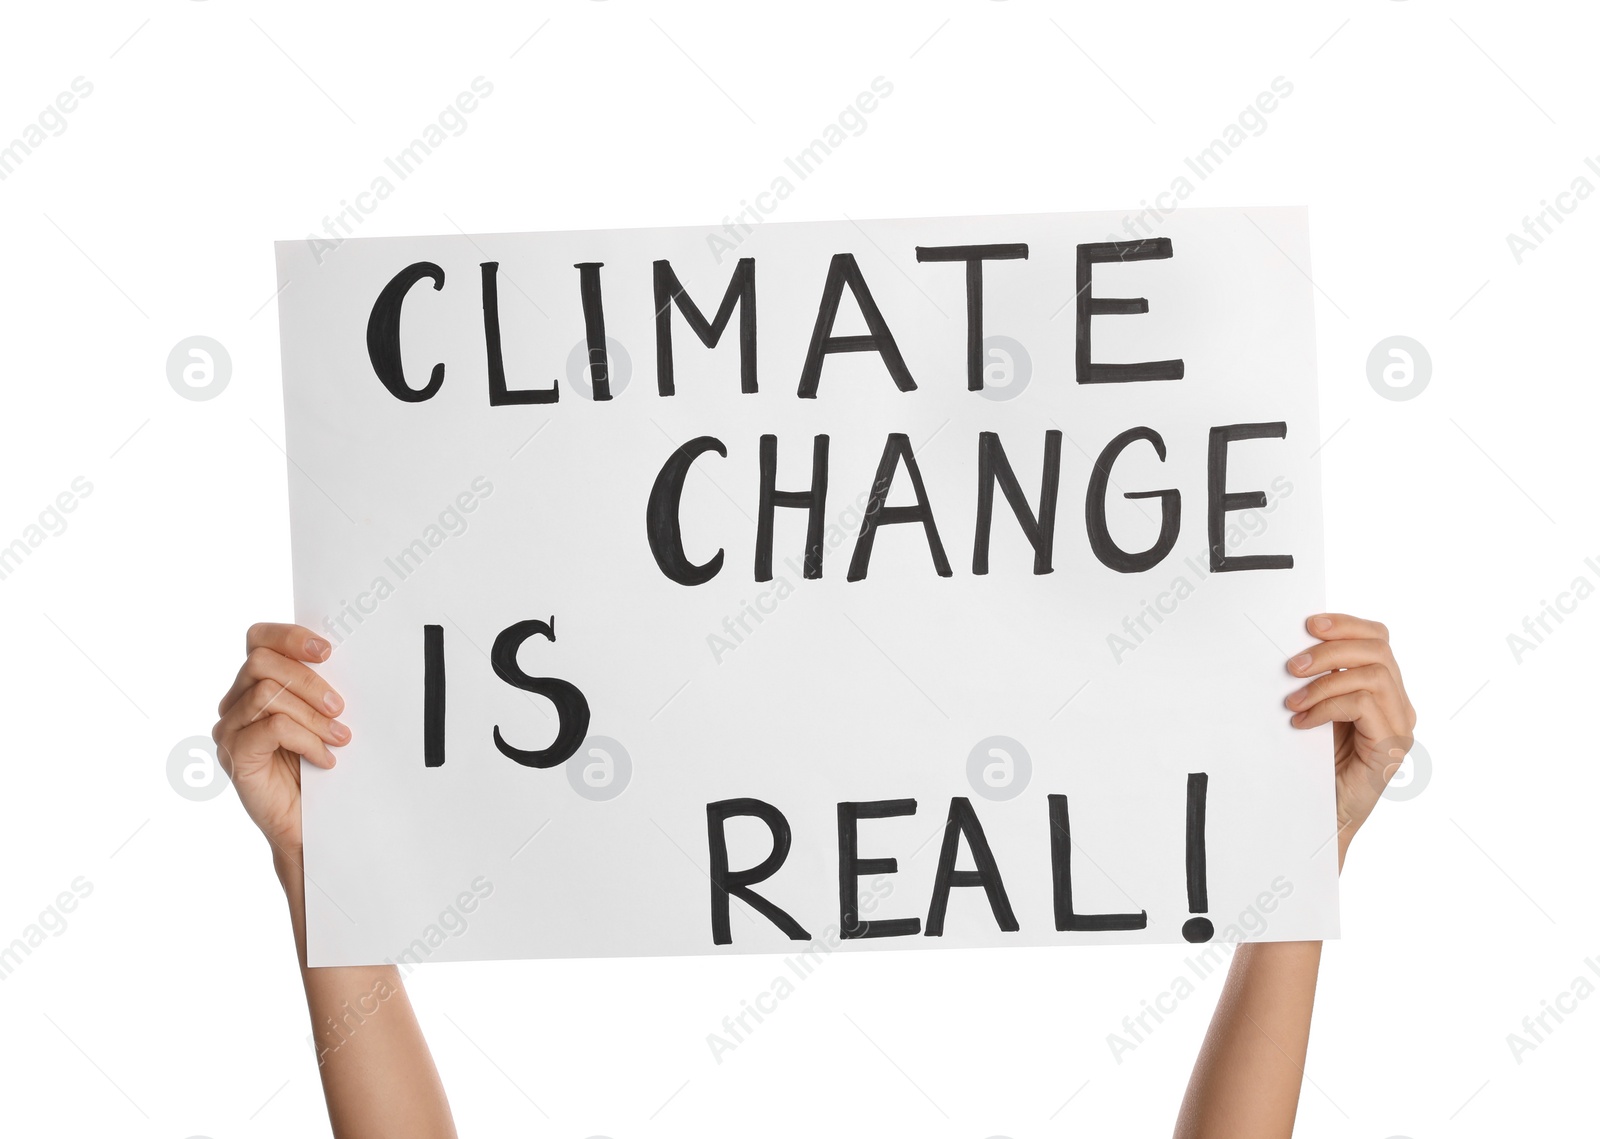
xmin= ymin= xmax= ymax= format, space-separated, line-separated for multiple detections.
xmin=275 ymin=848 xmax=457 ymax=1139
xmin=1174 ymin=836 xmax=1344 ymax=1138
xmin=1173 ymin=937 xmax=1321 ymax=1139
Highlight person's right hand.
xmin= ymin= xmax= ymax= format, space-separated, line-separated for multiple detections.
xmin=212 ymin=623 xmax=349 ymax=856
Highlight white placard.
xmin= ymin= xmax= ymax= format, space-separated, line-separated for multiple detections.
xmin=275 ymin=208 xmax=1337 ymax=967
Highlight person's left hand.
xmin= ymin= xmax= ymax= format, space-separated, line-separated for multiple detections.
xmin=212 ymin=623 xmax=347 ymax=858
xmin=1284 ymin=613 xmax=1417 ymax=867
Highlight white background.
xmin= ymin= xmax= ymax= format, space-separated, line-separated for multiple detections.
xmin=0 ymin=1 xmax=1591 ymax=1136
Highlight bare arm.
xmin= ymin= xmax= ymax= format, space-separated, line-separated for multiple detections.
xmin=1174 ymin=613 xmax=1415 ymax=1139
xmin=215 ymin=623 xmax=457 ymax=1139
xmin=276 ymin=847 xmax=455 ymax=1137
xmin=1174 ymin=939 xmax=1323 ymax=1137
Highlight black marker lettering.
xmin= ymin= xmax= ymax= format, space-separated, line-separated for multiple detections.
xmin=574 ymin=262 xmax=610 ymax=400
xmin=924 ymin=797 xmax=1019 ymax=935
xmin=368 ymin=261 xmax=445 ymax=402
xmin=1182 ymin=773 xmax=1214 ymax=943
xmin=973 ymin=430 xmax=1062 ymax=575
xmin=488 ymin=617 xmax=590 ymax=769
xmin=798 ymin=253 xmax=917 ymax=398
xmin=1048 ymin=793 xmax=1148 ymax=932
xmin=706 ymin=798 xmax=810 ymax=945
xmin=646 ymin=436 xmax=727 ymax=585
xmin=838 ymin=799 xmax=920 ymax=938
xmin=1207 ymin=422 xmax=1294 ymax=573
xmin=1085 ymin=426 xmax=1181 ymax=573
xmin=653 ymin=258 xmax=758 ymax=396
xmin=483 ymin=261 xmax=557 ymax=405
xmin=847 ymin=433 xmax=951 ymax=582
xmin=1075 ymin=240 xmax=1184 ymax=384
xmin=756 ymin=434 xmax=829 ymax=581
xmin=423 ymin=623 xmax=445 ymax=767
xmin=914 ymin=243 xmax=1029 ymax=390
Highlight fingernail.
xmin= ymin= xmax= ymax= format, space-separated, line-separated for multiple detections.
xmin=1388 ymin=747 xmax=1406 ymax=758
xmin=1290 ymin=653 xmax=1313 ymax=673
xmin=1285 ymin=687 xmax=1308 ymax=708
xmin=330 ymin=720 xmax=350 ymax=743
xmin=323 ymin=691 xmax=343 ymax=714
xmin=306 ymin=637 xmax=329 ymax=659
xmin=1290 ymin=712 xmax=1305 ymax=727
xmin=1312 ymin=616 xmax=1333 ymax=633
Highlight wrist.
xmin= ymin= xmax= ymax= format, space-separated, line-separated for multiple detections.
xmin=271 ymin=842 xmax=311 ymax=968
xmin=1334 ymin=810 xmax=1355 ymax=874
xmin=272 ymin=842 xmax=306 ymax=894
xmin=1336 ymin=814 xmax=1363 ymax=873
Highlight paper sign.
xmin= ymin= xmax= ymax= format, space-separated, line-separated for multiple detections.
xmin=274 ymin=208 xmax=1336 ymax=967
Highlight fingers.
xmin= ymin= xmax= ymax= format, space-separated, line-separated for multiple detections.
xmin=1304 ymin=613 xmax=1389 ymax=642
xmin=221 ymin=679 xmax=349 ymax=749
xmin=1285 ymin=663 xmax=1407 ymax=723
xmin=1287 ymin=637 xmax=1396 ymax=679
xmin=218 ymin=644 xmax=344 ymax=718
xmin=1289 ymin=688 xmax=1388 ymax=734
xmin=246 ymin=622 xmax=331 ymax=664
xmin=224 ymin=711 xmax=338 ymax=769
xmin=1288 ymin=613 xmax=1417 ymax=740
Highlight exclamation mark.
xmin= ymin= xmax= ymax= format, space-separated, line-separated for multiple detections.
xmin=1182 ymin=772 xmax=1213 ymax=943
